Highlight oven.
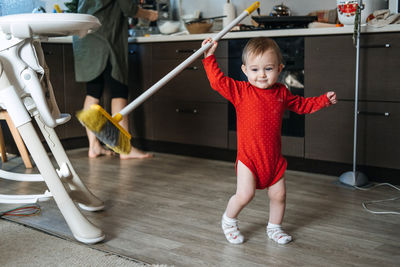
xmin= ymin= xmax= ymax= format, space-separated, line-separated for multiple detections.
xmin=228 ymin=36 xmax=305 ymax=137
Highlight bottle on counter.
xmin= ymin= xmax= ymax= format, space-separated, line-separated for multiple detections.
xmin=223 ymin=0 xmax=236 ymax=27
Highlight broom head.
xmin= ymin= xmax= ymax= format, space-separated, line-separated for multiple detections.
xmin=76 ymin=104 xmax=132 ymax=154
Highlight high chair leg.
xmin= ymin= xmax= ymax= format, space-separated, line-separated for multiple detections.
xmin=0 ymin=123 xmax=7 ymax=162
xmin=34 ymin=115 xmax=104 ymax=211
xmin=17 ymin=121 xmax=105 ymax=244
xmin=0 ymin=111 xmax=32 ymax=168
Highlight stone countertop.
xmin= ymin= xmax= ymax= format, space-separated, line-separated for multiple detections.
xmin=46 ymin=24 xmax=400 ymax=44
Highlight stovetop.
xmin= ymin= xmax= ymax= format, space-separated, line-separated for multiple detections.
xmin=245 ymin=15 xmax=318 ymax=30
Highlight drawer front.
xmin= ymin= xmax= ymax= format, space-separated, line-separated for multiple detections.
xmin=152 ymin=40 xmax=227 ymax=60
xmin=305 ymin=35 xmax=355 ymax=100
xmin=152 ymin=100 xmax=228 ymax=148
xmin=305 ymin=101 xmax=400 ymax=169
xmin=306 ymin=101 xmax=354 ymax=163
xmin=306 ymin=34 xmax=400 ymax=102
xmin=152 ymin=58 xmax=227 ymax=103
xmin=358 ymin=33 xmax=400 ymax=102
xmin=357 ymin=101 xmax=400 ymax=169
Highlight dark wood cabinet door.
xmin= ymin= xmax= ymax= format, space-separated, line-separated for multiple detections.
xmin=305 ymin=35 xmax=355 ymax=100
xmin=305 ymin=101 xmax=354 ymax=164
xmin=152 ymin=40 xmax=228 ymax=60
xmin=152 ymin=100 xmax=228 ymax=148
xmin=305 ymin=33 xmax=400 ymax=102
xmin=305 ymin=101 xmax=400 ymax=169
xmin=357 ymin=101 xmax=400 ymax=169
xmin=63 ymin=44 xmax=86 ymax=139
xmin=128 ymin=44 xmax=154 ymax=139
xmin=152 ymin=58 xmax=227 ymax=103
xmin=358 ymin=33 xmax=400 ymax=102
xmin=147 ymin=41 xmax=229 ymax=148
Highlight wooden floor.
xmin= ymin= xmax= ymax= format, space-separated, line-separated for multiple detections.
xmin=1 ymin=148 xmax=399 ymax=266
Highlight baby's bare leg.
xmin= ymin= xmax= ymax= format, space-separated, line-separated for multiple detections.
xmin=222 ymin=161 xmax=256 ymax=244
xmin=266 ymin=177 xmax=292 ymax=244
xmin=226 ymin=161 xmax=256 ymax=218
xmin=267 ymin=177 xmax=286 ymax=224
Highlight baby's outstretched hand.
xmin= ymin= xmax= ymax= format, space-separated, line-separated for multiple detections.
xmin=327 ymin=91 xmax=337 ymax=104
xmin=202 ymin=38 xmax=218 ymax=58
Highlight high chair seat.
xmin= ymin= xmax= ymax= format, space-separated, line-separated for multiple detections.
xmin=0 ymin=13 xmax=100 ymax=38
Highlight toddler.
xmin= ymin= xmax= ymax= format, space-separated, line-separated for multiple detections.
xmin=201 ymin=37 xmax=337 ymax=244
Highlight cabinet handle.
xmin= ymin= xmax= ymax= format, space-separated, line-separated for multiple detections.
xmin=176 ymin=108 xmax=198 ymax=114
xmin=129 ymin=50 xmax=136 ymax=55
xmin=358 ymin=111 xmax=390 ymax=117
xmin=176 ymin=49 xmax=197 ymax=53
xmin=360 ymin=43 xmax=391 ymax=48
xmin=185 ymin=66 xmax=199 ymax=70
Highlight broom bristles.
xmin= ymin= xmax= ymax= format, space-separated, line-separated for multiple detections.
xmin=76 ymin=105 xmax=132 ymax=154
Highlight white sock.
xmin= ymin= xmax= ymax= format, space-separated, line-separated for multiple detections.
xmin=221 ymin=212 xmax=244 ymax=244
xmin=266 ymin=222 xmax=292 ymax=244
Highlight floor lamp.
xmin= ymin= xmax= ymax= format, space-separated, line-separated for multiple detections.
xmin=339 ymin=0 xmax=368 ymax=187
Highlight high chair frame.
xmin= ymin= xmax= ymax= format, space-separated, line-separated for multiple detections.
xmin=0 ymin=13 xmax=104 ymax=244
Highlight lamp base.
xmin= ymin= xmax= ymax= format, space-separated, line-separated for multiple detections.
xmin=339 ymin=171 xmax=368 ymax=187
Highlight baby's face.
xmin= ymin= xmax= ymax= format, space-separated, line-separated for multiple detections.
xmin=241 ymin=49 xmax=283 ymax=89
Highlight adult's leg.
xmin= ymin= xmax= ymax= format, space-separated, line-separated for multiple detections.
xmin=83 ymin=95 xmax=113 ymax=158
xmin=110 ymin=98 xmax=152 ymax=159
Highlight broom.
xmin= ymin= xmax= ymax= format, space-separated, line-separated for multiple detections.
xmin=77 ymin=1 xmax=260 ymax=154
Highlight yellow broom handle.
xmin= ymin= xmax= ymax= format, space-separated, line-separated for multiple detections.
xmin=246 ymin=1 xmax=261 ymax=14
xmin=116 ymin=1 xmax=260 ymax=118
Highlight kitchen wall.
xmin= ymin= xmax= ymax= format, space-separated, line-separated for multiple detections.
xmin=0 ymin=0 xmax=65 ymax=15
xmin=1 ymin=0 xmax=336 ymax=17
xmin=0 ymin=0 xmax=390 ymax=25
xmin=179 ymin=0 xmax=336 ymax=17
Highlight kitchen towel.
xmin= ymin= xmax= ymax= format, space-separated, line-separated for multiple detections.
xmin=367 ymin=9 xmax=400 ymax=27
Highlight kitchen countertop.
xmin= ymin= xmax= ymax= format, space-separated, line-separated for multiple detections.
xmin=46 ymin=24 xmax=400 ymax=44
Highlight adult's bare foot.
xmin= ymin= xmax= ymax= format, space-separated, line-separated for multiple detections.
xmin=88 ymin=146 xmax=114 ymax=158
xmin=119 ymin=147 xmax=153 ymax=160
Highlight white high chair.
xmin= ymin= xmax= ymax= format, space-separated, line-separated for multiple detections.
xmin=0 ymin=13 xmax=105 ymax=244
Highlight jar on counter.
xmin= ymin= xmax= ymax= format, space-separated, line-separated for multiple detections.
xmin=337 ymin=0 xmax=388 ymax=25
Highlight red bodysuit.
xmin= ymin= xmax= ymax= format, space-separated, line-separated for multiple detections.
xmin=203 ymin=55 xmax=331 ymax=189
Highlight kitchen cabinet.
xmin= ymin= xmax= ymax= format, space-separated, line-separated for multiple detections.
xmin=33 ymin=31 xmax=399 ymax=174
xmin=42 ymin=43 xmax=86 ymax=140
xmin=141 ymin=40 xmax=229 ymax=148
xmin=127 ymin=43 xmax=154 ymax=140
xmin=63 ymin=45 xmax=87 ymax=138
xmin=304 ymin=33 xmax=400 ymax=169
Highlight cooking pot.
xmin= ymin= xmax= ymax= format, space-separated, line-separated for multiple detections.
xmin=270 ymin=3 xmax=291 ymax=17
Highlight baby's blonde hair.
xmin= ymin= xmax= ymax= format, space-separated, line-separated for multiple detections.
xmin=242 ymin=37 xmax=283 ymax=65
